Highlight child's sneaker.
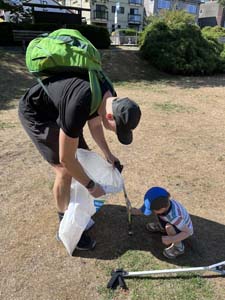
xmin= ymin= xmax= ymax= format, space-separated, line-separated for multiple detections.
xmin=145 ymin=222 xmax=166 ymax=233
xmin=163 ymin=243 xmax=185 ymax=259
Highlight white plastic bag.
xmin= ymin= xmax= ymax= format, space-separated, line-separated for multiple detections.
xmin=59 ymin=149 xmax=124 ymax=255
xmin=76 ymin=149 xmax=123 ymax=194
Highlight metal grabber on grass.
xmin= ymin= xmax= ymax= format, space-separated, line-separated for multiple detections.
xmin=107 ymin=261 xmax=225 ymax=290
xmin=114 ymin=161 xmax=133 ymax=236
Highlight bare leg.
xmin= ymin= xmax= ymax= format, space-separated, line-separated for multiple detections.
xmin=163 ymin=224 xmax=185 ymax=258
xmin=52 ymin=164 xmax=72 ymax=213
xmin=165 ymin=224 xmax=182 ymax=248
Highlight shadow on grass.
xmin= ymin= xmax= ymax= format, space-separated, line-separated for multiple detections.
xmin=74 ymin=204 xmax=225 ymax=268
xmin=0 ymin=47 xmax=34 ymax=110
xmin=1 ymin=47 xmax=225 ymax=112
xmin=101 ymin=48 xmax=225 ymax=90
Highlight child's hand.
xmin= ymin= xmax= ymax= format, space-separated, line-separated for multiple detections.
xmin=131 ymin=207 xmax=142 ymax=216
xmin=162 ymin=235 xmax=173 ymax=245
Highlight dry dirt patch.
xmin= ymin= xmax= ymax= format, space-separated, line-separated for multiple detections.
xmin=0 ymin=47 xmax=225 ymax=300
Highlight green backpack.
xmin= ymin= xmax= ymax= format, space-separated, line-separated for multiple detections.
xmin=26 ymin=28 xmax=114 ymax=115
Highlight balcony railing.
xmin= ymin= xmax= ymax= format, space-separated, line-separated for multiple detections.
xmin=129 ymin=0 xmax=143 ymax=5
xmin=111 ymin=35 xmax=138 ymax=45
xmin=128 ymin=13 xmax=141 ymax=24
xmin=93 ymin=0 xmax=108 ymax=3
xmin=93 ymin=10 xmax=108 ymax=20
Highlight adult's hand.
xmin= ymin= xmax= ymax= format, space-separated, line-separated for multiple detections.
xmin=105 ymin=152 xmax=120 ymax=166
xmin=106 ymin=154 xmax=123 ymax=173
xmin=89 ymin=183 xmax=105 ymax=198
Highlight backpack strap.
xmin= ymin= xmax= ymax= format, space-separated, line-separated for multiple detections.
xmin=98 ymin=71 xmax=116 ymax=97
xmin=88 ymin=70 xmax=103 ymax=115
xmin=89 ymin=70 xmax=116 ymax=115
xmin=36 ymin=77 xmax=51 ymax=98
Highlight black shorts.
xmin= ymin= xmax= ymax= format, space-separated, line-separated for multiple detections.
xmin=18 ymin=105 xmax=89 ymax=165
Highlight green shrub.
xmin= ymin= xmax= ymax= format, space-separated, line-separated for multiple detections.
xmin=0 ymin=22 xmax=110 ymax=49
xmin=115 ymin=28 xmax=138 ymax=36
xmin=201 ymin=26 xmax=225 ymax=70
xmin=140 ymin=11 xmax=225 ymax=75
xmin=67 ymin=24 xmax=110 ymax=49
xmin=0 ymin=22 xmax=14 ymax=45
xmin=202 ymin=26 xmax=225 ymax=40
xmin=12 ymin=22 xmax=59 ymax=31
xmin=160 ymin=10 xmax=196 ymax=26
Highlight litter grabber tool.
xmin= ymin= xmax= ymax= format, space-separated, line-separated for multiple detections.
xmin=122 ymin=183 xmax=133 ymax=236
xmin=114 ymin=161 xmax=133 ymax=236
xmin=107 ymin=261 xmax=225 ymax=290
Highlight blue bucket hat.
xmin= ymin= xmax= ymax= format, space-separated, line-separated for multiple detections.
xmin=140 ymin=187 xmax=169 ymax=216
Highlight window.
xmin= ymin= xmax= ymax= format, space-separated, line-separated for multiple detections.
xmin=95 ymin=4 xmax=108 ymax=19
xmin=96 ymin=4 xmax=107 ymax=11
xmin=129 ymin=14 xmax=141 ymax=22
xmin=112 ymin=6 xmax=125 ymax=14
xmin=186 ymin=4 xmax=197 ymax=14
xmin=130 ymin=8 xmax=139 ymax=14
xmin=129 ymin=0 xmax=143 ymax=4
xmin=157 ymin=0 xmax=170 ymax=9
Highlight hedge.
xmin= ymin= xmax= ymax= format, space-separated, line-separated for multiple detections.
xmin=140 ymin=15 xmax=225 ymax=75
xmin=0 ymin=22 xmax=111 ymax=49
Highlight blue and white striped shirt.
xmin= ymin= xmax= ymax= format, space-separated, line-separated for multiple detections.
xmin=159 ymin=199 xmax=193 ymax=234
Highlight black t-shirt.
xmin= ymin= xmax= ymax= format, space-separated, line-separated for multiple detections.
xmin=20 ymin=73 xmax=114 ymax=138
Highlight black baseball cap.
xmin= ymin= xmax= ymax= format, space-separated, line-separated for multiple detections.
xmin=112 ymin=97 xmax=141 ymax=145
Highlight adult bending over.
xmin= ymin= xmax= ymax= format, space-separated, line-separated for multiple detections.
xmin=18 ymin=73 xmax=141 ymax=250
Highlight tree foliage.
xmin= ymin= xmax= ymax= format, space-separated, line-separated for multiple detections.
xmin=140 ymin=11 xmax=225 ymax=75
xmin=0 ymin=0 xmax=32 ymax=23
xmin=202 ymin=25 xmax=225 ymax=39
xmin=218 ymin=0 xmax=225 ymax=7
xmin=145 ymin=10 xmax=195 ymax=27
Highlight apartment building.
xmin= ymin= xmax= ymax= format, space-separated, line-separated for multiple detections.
xmin=144 ymin=0 xmax=200 ymax=22
xmin=198 ymin=1 xmax=225 ymax=27
xmin=65 ymin=0 xmax=144 ymax=32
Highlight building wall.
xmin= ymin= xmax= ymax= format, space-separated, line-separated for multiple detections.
xmin=91 ymin=0 xmax=144 ymax=32
xmin=65 ymin=0 xmax=91 ymax=23
xmin=65 ymin=0 xmax=144 ymax=32
xmin=144 ymin=0 xmax=155 ymax=15
xmin=198 ymin=2 xmax=225 ymax=27
xmin=27 ymin=0 xmax=71 ymax=12
xmin=144 ymin=0 xmax=200 ymax=22
xmin=199 ymin=2 xmax=220 ymax=18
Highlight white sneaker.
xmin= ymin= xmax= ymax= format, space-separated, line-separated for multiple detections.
xmin=163 ymin=243 xmax=185 ymax=259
